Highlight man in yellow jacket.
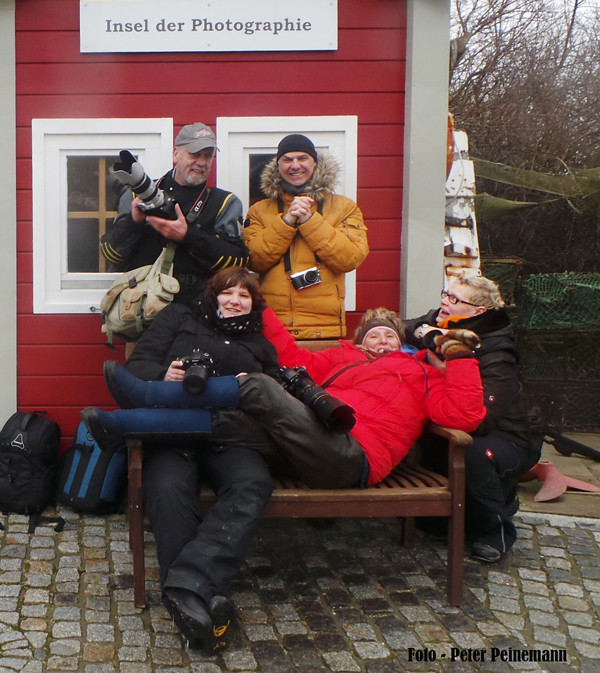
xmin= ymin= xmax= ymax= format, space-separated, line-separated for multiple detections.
xmin=243 ymin=134 xmax=369 ymax=339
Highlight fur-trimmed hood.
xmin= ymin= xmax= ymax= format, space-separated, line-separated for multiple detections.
xmin=259 ymin=151 xmax=340 ymax=201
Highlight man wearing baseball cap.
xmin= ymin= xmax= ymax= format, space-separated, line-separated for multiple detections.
xmin=102 ymin=122 xmax=249 ymax=306
xmin=243 ymin=133 xmax=369 ymax=339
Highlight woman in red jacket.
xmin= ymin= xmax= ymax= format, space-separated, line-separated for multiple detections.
xmin=90 ymin=306 xmax=487 ymax=490
xmin=236 ymin=306 xmax=487 ymax=487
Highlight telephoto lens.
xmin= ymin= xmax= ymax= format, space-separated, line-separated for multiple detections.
xmin=112 ymin=150 xmax=178 ymax=220
xmin=280 ymin=366 xmax=356 ymax=434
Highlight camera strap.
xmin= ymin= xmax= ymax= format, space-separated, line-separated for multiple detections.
xmin=157 ymin=176 xmax=210 ymax=228
xmin=277 ymin=197 xmax=323 ymax=275
xmin=185 ymin=185 xmax=210 ymax=226
xmin=321 ymin=360 xmax=371 ymax=389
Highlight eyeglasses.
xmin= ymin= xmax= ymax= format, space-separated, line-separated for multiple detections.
xmin=441 ymin=290 xmax=479 ymax=307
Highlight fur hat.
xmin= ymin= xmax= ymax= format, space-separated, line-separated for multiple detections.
xmin=352 ymin=307 xmax=405 ymax=345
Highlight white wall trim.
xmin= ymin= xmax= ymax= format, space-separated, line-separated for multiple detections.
xmin=0 ymin=0 xmax=16 ymax=418
xmin=32 ymin=118 xmax=173 ymax=314
xmin=401 ymin=0 xmax=450 ymax=318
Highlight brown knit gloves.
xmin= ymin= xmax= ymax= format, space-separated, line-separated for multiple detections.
xmin=434 ymin=329 xmax=481 ymax=360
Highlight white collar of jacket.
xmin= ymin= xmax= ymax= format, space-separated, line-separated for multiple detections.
xmin=259 ymin=150 xmax=340 ymax=201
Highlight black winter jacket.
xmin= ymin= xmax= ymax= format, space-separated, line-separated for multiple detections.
xmin=101 ymin=171 xmax=249 ymax=305
xmin=125 ymin=302 xmax=280 ymax=383
xmin=405 ymin=308 xmax=543 ymax=451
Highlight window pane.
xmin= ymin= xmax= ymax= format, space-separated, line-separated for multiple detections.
xmin=249 ymin=154 xmax=275 ymax=205
xmin=66 ymin=155 xmax=120 ymax=273
xmin=68 ymin=156 xmax=97 ymax=211
xmin=68 ymin=218 xmax=99 ymax=272
xmin=67 ymin=154 xmax=120 ymax=211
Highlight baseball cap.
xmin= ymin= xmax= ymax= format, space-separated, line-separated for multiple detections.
xmin=175 ymin=122 xmax=218 ymax=153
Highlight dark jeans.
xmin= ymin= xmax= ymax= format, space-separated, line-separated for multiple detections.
xmin=143 ymin=443 xmax=273 ymax=605
xmin=228 ymin=372 xmax=366 ymax=489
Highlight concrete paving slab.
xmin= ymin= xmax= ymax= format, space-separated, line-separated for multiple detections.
xmin=519 ymin=435 xmax=600 ymax=519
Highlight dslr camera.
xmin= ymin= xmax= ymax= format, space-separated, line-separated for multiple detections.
xmin=280 ymin=366 xmax=356 ymax=434
xmin=178 ymin=350 xmax=216 ymax=395
xmin=290 ymin=266 xmax=322 ymax=290
xmin=112 ymin=150 xmax=178 ymax=220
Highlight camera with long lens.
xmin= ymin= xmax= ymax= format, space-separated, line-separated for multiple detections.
xmin=280 ymin=366 xmax=356 ymax=434
xmin=290 ymin=266 xmax=322 ymax=290
xmin=178 ymin=350 xmax=216 ymax=395
xmin=112 ymin=150 xmax=178 ymax=220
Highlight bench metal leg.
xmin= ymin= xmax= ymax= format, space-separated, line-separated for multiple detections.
xmin=127 ymin=438 xmax=146 ymax=609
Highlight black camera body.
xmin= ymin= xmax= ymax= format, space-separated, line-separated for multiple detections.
xmin=178 ymin=350 xmax=216 ymax=395
xmin=112 ymin=150 xmax=178 ymax=220
xmin=290 ymin=266 xmax=322 ymax=290
xmin=280 ymin=366 xmax=355 ymax=434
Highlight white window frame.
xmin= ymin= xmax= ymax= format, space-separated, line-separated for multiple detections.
xmin=32 ymin=118 xmax=173 ymax=314
xmin=216 ymin=115 xmax=359 ymax=310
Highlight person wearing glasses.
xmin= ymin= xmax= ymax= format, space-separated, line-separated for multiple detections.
xmin=404 ymin=274 xmax=543 ymax=564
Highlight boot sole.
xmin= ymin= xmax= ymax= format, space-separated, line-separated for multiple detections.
xmin=166 ymin=597 xmax=214 ymax=653
xmin=209 ymin=596 xmax=234 ymax=651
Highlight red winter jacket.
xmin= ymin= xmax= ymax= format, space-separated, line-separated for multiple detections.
xmin=262 ymin=308 xmax=486 ymax=485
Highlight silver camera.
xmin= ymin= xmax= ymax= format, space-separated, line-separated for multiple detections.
xmin=290 ymin=266 xmax=322 ymax=290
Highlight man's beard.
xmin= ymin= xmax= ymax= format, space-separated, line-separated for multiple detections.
xmin=182 ymin=170 xmax=207 ymax=186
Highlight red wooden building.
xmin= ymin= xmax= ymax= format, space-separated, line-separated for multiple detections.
xmin=1 ymin=0 xmax=450 ymax=447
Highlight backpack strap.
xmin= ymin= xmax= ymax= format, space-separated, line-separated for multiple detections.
xmin=159 ymin=241 xmax=177 ymax=275
xmin=28 ymin=514 xmax=66 ymax=534
xmin=18 ymin=412 xmax=36 ymax=431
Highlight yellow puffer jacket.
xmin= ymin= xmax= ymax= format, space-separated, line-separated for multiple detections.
xmin=244 ymin=153 xmax=369 ymax=338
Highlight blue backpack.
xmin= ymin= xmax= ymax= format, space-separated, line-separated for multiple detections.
xmin=57 ymin=422 xmax=127 ymax=513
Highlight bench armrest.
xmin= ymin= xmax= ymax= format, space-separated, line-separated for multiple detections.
xmin=421 ymin=422 xmax=469 ymax=506
xmin=424 ymin=422 xmax=473 ymax=447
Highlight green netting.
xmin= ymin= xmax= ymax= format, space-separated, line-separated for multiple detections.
xmin=518 ymin=273 xmax=600 ymax=329
xmin=518 ymin=331 xmax=600 ymax=380
xmin=481 ymin=257 xmax=523 ymax=306
xmin=526 ymin=381 xmax=600 ymax=433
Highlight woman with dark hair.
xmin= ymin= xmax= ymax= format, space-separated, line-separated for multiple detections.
xmin=83 ymin=267 xmax=280 ymax=655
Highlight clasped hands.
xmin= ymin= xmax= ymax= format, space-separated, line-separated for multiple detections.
xmin=284 ymin=195 xmax=314 ymax=226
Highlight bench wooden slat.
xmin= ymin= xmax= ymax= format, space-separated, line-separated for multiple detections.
xmin=127 ymin=423 xmax=471 ymax=609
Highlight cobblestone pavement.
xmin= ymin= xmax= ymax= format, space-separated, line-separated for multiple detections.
xmin=1 ymin=509 xmax=599 ymax=673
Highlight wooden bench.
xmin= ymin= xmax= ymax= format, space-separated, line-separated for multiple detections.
xmin=126 ymin=423 xmax=472 ymax=609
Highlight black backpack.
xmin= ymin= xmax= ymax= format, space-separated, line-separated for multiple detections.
xmin=0 ymin=411 xmax=61 ymax=520
xmin=57 ymin=421 xmax=127 ymax=514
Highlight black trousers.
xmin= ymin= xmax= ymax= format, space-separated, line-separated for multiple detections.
xmin=465 ymin=435 xmax=540 ymax=553
xmin=143 ymin=443 xmax=273 ymax=605
xmin=418 ymin=432 xmax=541 ymax=553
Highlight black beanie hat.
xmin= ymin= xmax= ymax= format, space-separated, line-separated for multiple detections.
xmin=276 ymin=134 xmax=318 ymax=162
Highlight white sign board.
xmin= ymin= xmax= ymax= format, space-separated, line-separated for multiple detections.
xmin=80 ymin=0 xmax=338 ymax=53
